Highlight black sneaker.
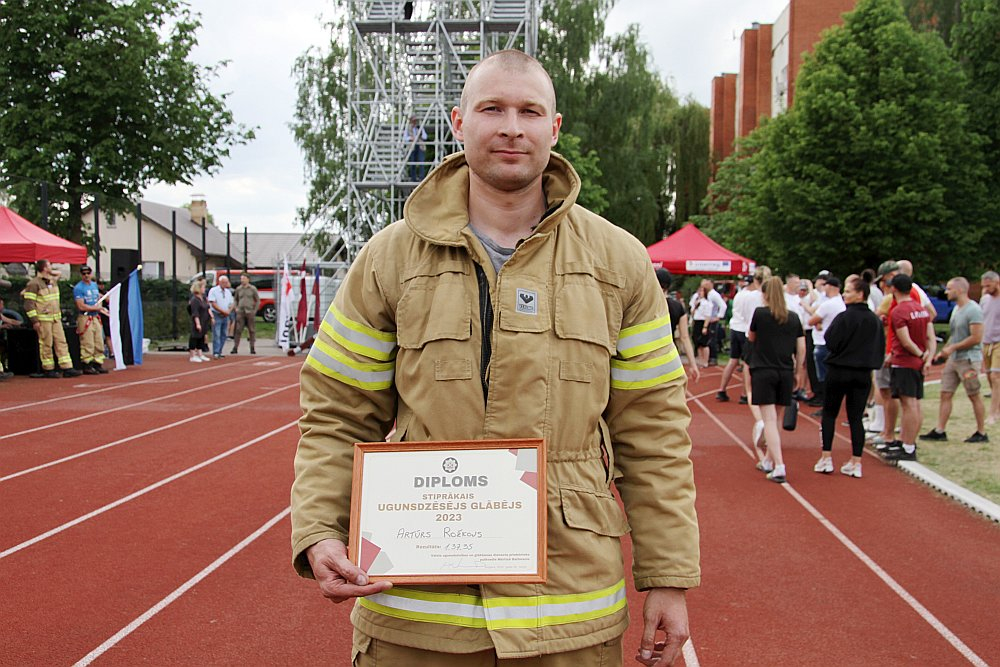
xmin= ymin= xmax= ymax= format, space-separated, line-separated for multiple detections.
xmin=715 ymin=391 xmax=730 ymax=402
xmin=738 ymin=395 xmax=748 ymax=405
xmin=231 ymin=347 xmax=239 ymax=355
xmin=882 ymin=443 xmax=917 ymax=461
xmin=807 ymin=397 xmax=825 ymax=407
xmin=43 ymin=370 xmax=62 ymax=379
xmin=964 ymin=432 xmax=989 ymax=443
xmin=93 ymin=363 xmax=109 ymax=374
xmin=62 ymin=368 xmax=83 ymax=378
xmin=919 ymin=429 xmax=947 ymax=441
xmin=874 ymin=438 xmax=900 ymax=452
xmin=793 ymin=389 xmax=809 ymax=402
xmin=83 ymin=365 xmax=100 ymax=375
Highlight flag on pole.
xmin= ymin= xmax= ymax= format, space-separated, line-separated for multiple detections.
xmin=107 ymin=268 xmax=144 ymax=371
xmin=312 ymin=264 xmax=321 ymax=330
xmin=296 ymin=259 xmax=308 ymax=334
xmin=277 ymin=259 xmax=295 ymax=351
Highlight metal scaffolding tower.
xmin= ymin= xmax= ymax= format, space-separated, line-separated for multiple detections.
xmin=330 ymin=0 xmax=538 ymax=262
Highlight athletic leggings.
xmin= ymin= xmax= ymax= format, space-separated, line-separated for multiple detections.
xmin=821 ymin=366 xmax=872 ymax=456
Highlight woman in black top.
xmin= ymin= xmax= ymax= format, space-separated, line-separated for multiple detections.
xmin=747 ymin=277 xmax=806 ymax=483
xmin=656 ymin=268 xmax=700 ymax=382
xmin=814 ymin=275 xmax=885 ymax=478
xmin=188 ymin=280 xmax=212 ymax=362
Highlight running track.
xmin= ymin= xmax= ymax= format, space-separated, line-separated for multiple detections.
xmin=1 ymin=355 xmax=997 ymax=665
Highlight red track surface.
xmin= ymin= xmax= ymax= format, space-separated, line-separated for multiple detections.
xmin=2 ymin=355 xmax=998 ymax=666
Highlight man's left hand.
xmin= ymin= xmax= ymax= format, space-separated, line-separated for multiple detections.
xmin=635 ymin=587 xmax=689 ymax=666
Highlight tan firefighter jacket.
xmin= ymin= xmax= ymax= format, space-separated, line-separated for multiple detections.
xmin=23 ymin=275 xmax=61 ymax=324
xmin=292 ymin=151 xmax=700 ymax=658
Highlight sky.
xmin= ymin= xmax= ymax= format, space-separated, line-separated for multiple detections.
xmin=143 ymin=0 xmax=790 ymax=234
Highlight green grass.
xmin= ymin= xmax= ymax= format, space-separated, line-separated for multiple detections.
xmin=151 ymin=319 xmax=277 ymax=349
xmin=916 ymin=379 xmax=1000 ymax=505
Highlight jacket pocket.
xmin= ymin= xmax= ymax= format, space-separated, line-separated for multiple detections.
xmin=397 ymin=264 xmax=472 ymax=349
xmin=554 ymin=263 xmax=623 ymax=355
xmin=560 ymin=485 xmax=630 ymax=537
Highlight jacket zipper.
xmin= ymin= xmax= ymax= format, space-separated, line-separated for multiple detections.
xmin=474 ymin=263 xmax=493 ymax=405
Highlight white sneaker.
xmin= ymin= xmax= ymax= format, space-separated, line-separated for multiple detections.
xmin=199 ymin=354 xmax=211 ymax=361
xmin=189 ymin=357 xmax=203 ymax=363
xmin=813 ymin=457 xmax=834 ymax=474
xmin=840 ymin=461 xmax=863 ymax=478
xmin=752 ymin=420 xmax=765 ymax=449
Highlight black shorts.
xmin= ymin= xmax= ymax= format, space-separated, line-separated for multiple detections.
xmin=890 ymin=367 xmax=924 ymax=399
xmin=750 ymin=367 xmax=794 ymax=406
xmin=730 ymin=330 xmax=748 ymax=361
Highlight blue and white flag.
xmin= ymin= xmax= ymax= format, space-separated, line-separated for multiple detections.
xmin=107 ymin=268 xmax=144 ymax=370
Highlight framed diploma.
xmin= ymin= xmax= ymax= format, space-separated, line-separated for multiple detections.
xmin=348 ymin=438 xmax=547 ymax=584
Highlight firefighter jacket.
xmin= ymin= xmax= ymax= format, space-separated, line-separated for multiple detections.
xmin=23 ymin=276 xmax=61 ymax=324
xmin=291 ymin=151 xmax=700 ymax=658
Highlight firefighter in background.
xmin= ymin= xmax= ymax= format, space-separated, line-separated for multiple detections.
xmin=23 ymin=259 xmax=82 ymax=379
xmin=73 ymin=265 xmax=109 ymax=374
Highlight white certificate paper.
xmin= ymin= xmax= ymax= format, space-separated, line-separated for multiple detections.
xmin=349 ymin=439 xmax=546 ymax=583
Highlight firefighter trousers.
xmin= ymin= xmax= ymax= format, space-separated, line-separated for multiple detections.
xmin=38 ymin=320 xmax=72 ymax=370
xmin=77 ymin=315 xmax=105 ymax=364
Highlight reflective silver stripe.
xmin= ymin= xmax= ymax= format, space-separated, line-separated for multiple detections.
xmin=361 ymin=591 xmax=486 ymax=624
xmin=322 ymin=305 xmax=397 ymax=361
xmin=484 ymin=584 xmax=627 ymax=626
xmin=305 ymin=337 xmax=394 ymax=390
xmin=611 ymin=348 xmax=685 ymax=389
xmin=617 ymin=315 xmax=672 ymax=359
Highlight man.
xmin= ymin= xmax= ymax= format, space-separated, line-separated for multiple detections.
xmin=657 ymin=268 xmax=699 ymax=382
xmin=23 ymin=259 xmax=82 ymax=379
xmin=882 ymin=274 xmax=936 ymax=461
xmin=806 ymin=276 xmax=846 ymax=414
xmin=403 ymin=115 xmax=428 ymax=182
xmin=920 ymin=278 xmax=987 ymax=443
xmin=73 ymin=265 xmax=109 ymax=374
xmin=231 ymin=272 xmax=260 ymax=355
xmin=0 ymin=279 xmax=18 ymax=380
xmin=897 ymin=259 xmax=937 ymax=321
xmin=207 ymin=274 xmax=233 ymax=359
xmin=979 ymin=270 xmax=1000 ymax=425
xmin=292 ymin=51 xmax=699 ymax=666
xmin=717 ymin=267 xmax=768 ymax=402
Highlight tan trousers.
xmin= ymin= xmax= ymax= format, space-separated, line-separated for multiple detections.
xmin=353 ymin=631 xmax=622 ymax=667
xmin=38 ymin=319 xmax=71 ymax=370
xmin=232 ymin=309 xmax=256 ymax=350
xmin=77 ymin=315 xmax=105 ymax=364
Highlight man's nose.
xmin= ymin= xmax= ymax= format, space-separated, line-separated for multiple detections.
xmin=498 ymin=110 xmax=524 ymax=137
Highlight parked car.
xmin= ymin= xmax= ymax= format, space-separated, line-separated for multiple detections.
xmin=921 ymin=284 xmax=955 ymax=323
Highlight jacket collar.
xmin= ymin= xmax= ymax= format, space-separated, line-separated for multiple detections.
xmin=402 ymin=151 xmax=581 ymax=247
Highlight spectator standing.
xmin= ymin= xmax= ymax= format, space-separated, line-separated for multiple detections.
xmin=979 ymin=270 xmax=1000 ymax=425
xmin=403 ymin=115 xmax=428 ymax=181
xmin=23 ymin=259 xmax=82 ymax=378
xmin=800 ymin=274 xmax=828 ymax=406
xmin=807 ymin=276 xmax=846 ymax=415
xmin=920 ymin=277 xmax=988 ymax=443
xmin=292 ymin=51 xmax=699 ymax=665
xmin=207 ymin=274 xmax=233 ymax=359
xmin=814 ymin=275 xmax=885 ymax=478
xmin=188 ymin=281 xmax=211 ymax=363
xmin=0 ymin=280 xmax=18 ymax=380
xmin=657 ymin=268 xmax=699 ymax=382
xmin=690 ymin=279 xmax=726 ymax=369
xmin=231 ymin=272 xmax=260 ymax=355
xmin=72 ymin=265 xmax=109 ymax=374
xmin=718 ymin=267 xmax=769 ymax=403
xmin=882 ymin=274 xmax=936 ymax=461
xmin=747 ymin=277 xmax=806 ymax=483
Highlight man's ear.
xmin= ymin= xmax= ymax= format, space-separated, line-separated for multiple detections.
xmin=451 ymin=106 xmax=464 ymax=142
xmin=551 ymin=112 xmax=562 ymax=146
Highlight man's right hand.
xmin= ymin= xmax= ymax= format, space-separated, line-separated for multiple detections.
xmin=306 ymin=538 xmax=392 ymax=603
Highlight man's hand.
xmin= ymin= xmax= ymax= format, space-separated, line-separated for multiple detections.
xmin=635 ymin=587 xmax=689 ymax=666
xmin=306 ymin=538 xmax=392 ymax=604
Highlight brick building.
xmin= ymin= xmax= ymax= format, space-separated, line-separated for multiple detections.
xmin=710 ymin=0 xmax=856 ymax=165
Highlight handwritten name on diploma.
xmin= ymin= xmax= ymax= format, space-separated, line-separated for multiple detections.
xmin=396 ymin=527 xmax=485 ymax=539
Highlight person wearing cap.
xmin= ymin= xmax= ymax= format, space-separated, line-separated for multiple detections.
xmin=23 ymin=259 xmax=82 ymax=378
xmin=73 ymin=265 xmax=109 ymax=374
xmin=656 ymin=268 xmax=700 ymax=382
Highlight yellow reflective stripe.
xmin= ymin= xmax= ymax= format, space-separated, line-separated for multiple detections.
xmin=304 ymin=337 xmax=394 ymax=390
xmin=57 ymin=355 xmax=72 ymax=365
xmin=22 ymin=292 xmax=38 ymax=300
xmin=26 ymin=310 xmax=38 ymax=318
xmin=359 ymin=580 xmax=627 ymax=630
xmin=321 ymin=304 xmax=397 ymax=361
xmin=40 ymin=293 xmax=61 ymax=301
xmin=611 ymin=348 xmax=685 ymax=389
xmin=617 ymin=315 xmax=672 ymax=359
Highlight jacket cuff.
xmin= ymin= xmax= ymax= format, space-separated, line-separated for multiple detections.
xmin=634 ymin=575 xmax=701 ymax=591
xmin=292 ymin=531 xmax=349 ymax=579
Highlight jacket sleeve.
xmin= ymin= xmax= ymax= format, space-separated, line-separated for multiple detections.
xmin=290 ymin=235 xmax=400 ymax=578
xmin=604 ymin=240 xmax=700 ymax=591
xmin=823 ymin=311 xmax=846 ymax=355
xmin=22 ymin=279 xmax=41 ymax=324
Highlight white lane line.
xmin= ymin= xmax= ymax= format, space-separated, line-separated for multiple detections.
xmin=72 ymin=507 xmax=291 ymax=667
xmin=682 ymin=638 xmax=700 ymax=667
xmin=0 ymin=421 xmax=297 ymax=561
xmin=690 ymin=397 xmax=989 ymax=667
xmin=0 ymin=358 xmax=263 ymax=414
xmin=0 ymin=363 xmax=298 ymax=441
xmin=0 ymin=383 xmax=299 ymax=483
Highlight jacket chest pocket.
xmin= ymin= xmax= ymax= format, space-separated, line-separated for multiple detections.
xmin=497 ymin=277 xmax=550 ymax=333
xmin=554 ymin=263 xmax=624 ymax=356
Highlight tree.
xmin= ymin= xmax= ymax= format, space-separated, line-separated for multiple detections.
xmin=0 ymin=0 xmax=254 ymax=254
xmin=670 ymin=101 xmax=711 ymax=226
xmin=707 ymin=0 xmax=991 ymax=279
xmin=902 ymin=0 xmax=963 ymax=43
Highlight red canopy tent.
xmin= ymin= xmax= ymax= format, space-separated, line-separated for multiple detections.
xmin=646 ymin=224 xmax=755 ymax=275
xmin=0 ymin=205 xmax=87 ymax=264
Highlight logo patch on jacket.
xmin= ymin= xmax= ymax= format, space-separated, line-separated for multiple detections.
xmin=516 ymin=288 xmax=538 ymax=315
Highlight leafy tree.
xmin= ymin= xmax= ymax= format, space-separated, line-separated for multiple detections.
xmin=707 ymin=0 xmax=991 ymax=279
xmin=902 ymin=0 xmax=963 ymax=43
xmin=670 ymin=101 xmax=711 ymax=227
xmin=555 ymin=133 xmax=609 ymax=215
xmin=0 ymin=0 xmax=254 ymax=255
xmin=951 ymin=0 xmax=1000 ymax=219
